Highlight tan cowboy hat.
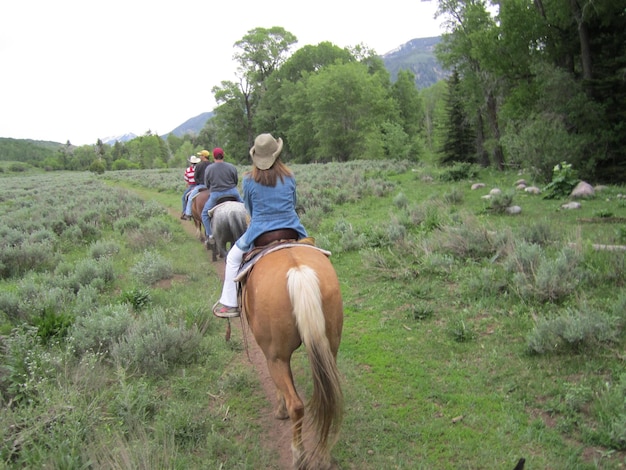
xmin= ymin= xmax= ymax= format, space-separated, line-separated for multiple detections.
xmin=250 ymin=133 xmax=283 ymax=170
xmin=189 ymin=155 xmax=201 ymax=164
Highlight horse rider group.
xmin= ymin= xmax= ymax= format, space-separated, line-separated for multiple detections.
xmin=179 ymin=134 xmax=308 ymax=319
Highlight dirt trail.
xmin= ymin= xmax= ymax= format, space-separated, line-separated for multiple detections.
xmin=172 ymin=209 xmax=293 ymax=469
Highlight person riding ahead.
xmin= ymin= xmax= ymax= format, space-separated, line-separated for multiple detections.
xmin=201 ymin=147 xmax=243 ymax=246
xmin=180 ymin=155 xmax=200 ymax=219
xmin=181 ymin=149 xmax=212 ymax=220
xmin=212 ymin=133 xmax=307 ymax=318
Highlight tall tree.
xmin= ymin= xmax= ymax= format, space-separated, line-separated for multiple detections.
xmin=212 ymin=27 xmax=297 ymax=154
xmin=440 ymin=70 xmax=476 ymax=165
xmin=288 ymin=61 xmax=397 ymax=161
xmin=436 ymin=0 xmax=505 ymax=170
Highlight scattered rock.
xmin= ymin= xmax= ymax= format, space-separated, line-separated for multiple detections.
xmin=570 ymin=181 xmax=594 ymax=198
xmin=471 ymin=183 xmax=485 ymax=190
xmin=489 ymin=188 xmax=502 ymax=195
xmin=516 ymin=183 xmax=527 ymax=190
xmin=515 ymin=179 xmax=527 ymax=186
xmin=506 ymin=206 xmax=522 ymax=215
xmin=562 ymin=201 xmax=582 ymax=210
xmin=525 ymin=186 xmax=541 ymax=194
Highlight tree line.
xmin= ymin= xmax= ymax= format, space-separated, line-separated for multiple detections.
xmin=6 ymin=1 xmax=625 ymax=183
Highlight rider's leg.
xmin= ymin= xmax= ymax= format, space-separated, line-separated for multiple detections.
xmin=219 ymin=244 xmax=243 ymax=308
xmin=201 ymin=192 xmax=219 ymax=238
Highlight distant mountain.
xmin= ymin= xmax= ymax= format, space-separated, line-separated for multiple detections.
xmin=100 ymin=133 xmax=138 ymax=146
xmin=161 ymin=111 xmax=214 ymax=139
xmin=382 ymin=36 xmax=448 ymax=89
xmin=100 ymin=112 xmax=214 ymax=145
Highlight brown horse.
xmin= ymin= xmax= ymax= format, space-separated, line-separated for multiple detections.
xmin=191 ymin=188 xmax=209 ymax=241
xmin=241 ymin=245 xmax=344 ymax=469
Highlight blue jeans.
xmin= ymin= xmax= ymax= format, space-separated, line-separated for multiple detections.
xmin=202 ymin=188 xmax=243 ymax=237
xmin=184 ymin=185 xmax=206 ymax=215
xmin=181 ymin=186 xmax=194 ymax=212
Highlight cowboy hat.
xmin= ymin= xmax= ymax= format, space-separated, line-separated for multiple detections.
xmin=189 ymin=155 xmax=201 ymax=164
xmin=250 ymin=133 xmax=283 ymax=170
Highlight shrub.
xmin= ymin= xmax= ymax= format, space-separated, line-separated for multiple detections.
xmin=111 ymin=309 xmax=203 ymax=377
xmin=506 ymin=244 xmax=582 ymax=303
xmin=527 ymin=307 xmax=619 ymax=354
xmin=0 ymin=241 xmax=58 ymax=279
xmin=120 ymin=288 xmax=152 ymax=311
xmin=130 ymin=251 xmax=173 ymax=285
xmin=392 ymin=192 xmax=408 ymax=209
xmin=88 ymin=239 xmax=121 ymax=260
xmin=485 ymin=191 xmax=514 ymax=214
xmin=0 ymin=325 xmax=54 ymax=403
xmin=438 ymin=162 xmax=479 ymax=182
xmin=63 ymin=258 xmax=115 ymax=293
xmin=542 ymin=161 xmax=579 ymax=200
xmin=442 ymin=188 xmax=464 ymax=205
xmin=71 ymin=304 xmax=134 ymax=355
xmin=518 ymin=219 xmax=558 ymax=247
xmin=0 ymin=291 xmax=22 ymax=322
xmin=429 ymin=217 xmax=507 ymax=262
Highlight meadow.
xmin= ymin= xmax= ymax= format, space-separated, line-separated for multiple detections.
xmin=1 ymin=161 xmax=625 ymax=469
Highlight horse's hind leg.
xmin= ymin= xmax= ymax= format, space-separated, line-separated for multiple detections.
xmin=265 ymin=358 xmax=304 ymax=465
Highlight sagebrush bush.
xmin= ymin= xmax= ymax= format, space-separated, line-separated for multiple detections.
xmin=527 ymin=307 xmax=619 ymax=354
xmin=130 ymin=250 xmax=173 ymax=285
xmin=0 ymin=325 xmax=56 ymax=403
xmin=111 ymin=309 xmax=203 ymax=377
xmin=442 ymin=188 xmax=464 ymax=205
xmin=71 ymin=304 xmax=134 ymax=355
xmin=0 ymin=241 xmax=58 ymax=279
xmin=507 ymin=245 xmax=582 ymax=303
xmin=88 ymin=239 xmax=121 ymax=260
xmin=429 ymin=217 xmax=506 ymax=261
xmin=115 ymin=217 xmax=141 ymax=234
xmin=518 ymin=218 xmax=558 ymax=247
xmin=393 ymin=192 xmax=408 ymax=209
xmin=0 ymin=290 xmax=22 ymax=322
xmin=299 ymin=205 xmax=324 ymax=231
xmin=63 ymin=258 xmax=115 ymax=294
xmin=486 ymin=191 xmax=515 ymax=214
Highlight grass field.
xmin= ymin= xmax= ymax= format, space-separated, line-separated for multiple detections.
xmin=1 ymin=162 xmax=625 ymax=469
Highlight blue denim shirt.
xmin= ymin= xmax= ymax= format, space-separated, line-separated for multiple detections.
xmin=235 ymin=174 xmax=307 ymax=252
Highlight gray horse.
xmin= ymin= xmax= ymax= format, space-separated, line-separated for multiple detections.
xmin=206 ymin=201 xmax=248 ymax=262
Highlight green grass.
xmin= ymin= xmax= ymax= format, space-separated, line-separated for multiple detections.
xmin=1 ymin=164 xmax=625 ymax=469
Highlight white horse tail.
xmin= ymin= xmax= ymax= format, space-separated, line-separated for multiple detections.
xmin=287 ymin=264 xmax=343 ymax=468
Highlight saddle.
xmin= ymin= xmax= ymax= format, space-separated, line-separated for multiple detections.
xmin=207 ymin=196 xmax=241 ymax=217
xmin=235 ymin=236 xmax=325 ymax=283
xmin=254 ymin=228 xmax=298 ymax=247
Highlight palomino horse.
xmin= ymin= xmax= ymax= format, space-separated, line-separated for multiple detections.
xmin=241 ymin=244 xmax=344 ymax=469
xmin=191 ymin=190 xmax=248 ymax=261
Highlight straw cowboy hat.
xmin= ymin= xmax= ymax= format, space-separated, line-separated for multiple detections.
xmin=250 ymin=133 xmax=283 ymax=170
xmin=189 ymin=155 xmax=201 ymax=164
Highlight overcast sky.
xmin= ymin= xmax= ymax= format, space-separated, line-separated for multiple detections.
xmin=0 ymin=1 xmax=444 ymax=145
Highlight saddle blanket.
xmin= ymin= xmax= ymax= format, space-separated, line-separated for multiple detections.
xmin=234 ymin=242 xmax=331 ymax=282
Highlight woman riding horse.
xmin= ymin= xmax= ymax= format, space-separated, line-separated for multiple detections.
xmin=212 ymin=133 xmax=307 ymax=317
xmin=212 ymin=134 xmax=344 ymax=469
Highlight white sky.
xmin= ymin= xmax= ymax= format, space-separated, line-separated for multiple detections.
xmin=0 ymin=1 xmax=443 ymax=146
